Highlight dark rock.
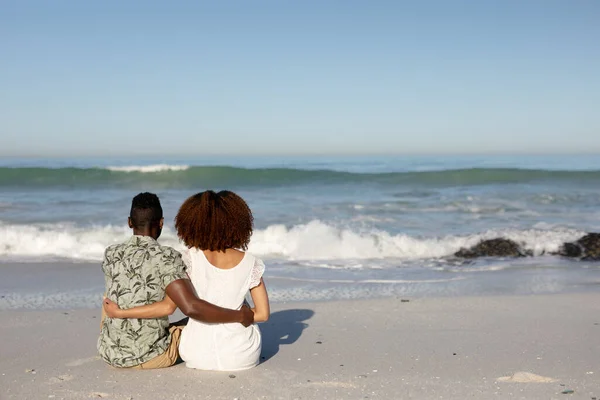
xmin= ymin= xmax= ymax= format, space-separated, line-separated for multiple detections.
xmin=558 ymin=242 xmax=582 ymax=258
xmin=576 ymin=233 xmax=600 ymax=260
xmin=454 ymin=238 xmax=531 ymax=258
xmin=557 ymin=233 xmax=600 ymax=260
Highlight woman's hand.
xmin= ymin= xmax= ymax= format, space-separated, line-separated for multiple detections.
xmin=103 ymin=297 xmax=123 ymax=318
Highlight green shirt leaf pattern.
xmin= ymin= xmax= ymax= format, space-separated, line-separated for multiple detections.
xmin=97 ymin=235 xmax=188 ymax=368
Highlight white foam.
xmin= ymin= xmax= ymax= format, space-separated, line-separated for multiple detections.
xmin=105 ymin=164 xmax=190 ymax=173
xmin=248 ymin=220 xmax=585 ymax=261
xmin=0 ymin=220 xmax=587 ymax=264
xmin=0 ymin=223 xmax=182 ymax=261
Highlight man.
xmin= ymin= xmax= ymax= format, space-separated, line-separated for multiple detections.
xmin=98 ymin=192 xmax=253 ymax=369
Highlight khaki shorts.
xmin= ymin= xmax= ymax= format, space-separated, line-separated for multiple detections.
xmin=101 ymin=307 xmax=185 ymax=370
xmin=131 ymin=324 xmax=183 ymax=370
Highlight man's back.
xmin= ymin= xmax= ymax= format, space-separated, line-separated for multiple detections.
xmin=97 ymin=235 xmax=187 ymax=368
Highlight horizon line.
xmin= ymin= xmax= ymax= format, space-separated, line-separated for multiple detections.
xmin=1 ymin=151 xmax=600 ymax=159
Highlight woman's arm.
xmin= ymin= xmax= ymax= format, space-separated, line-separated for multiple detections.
xmin=103 ymin=295 xmax=177 ymax=319
xmin=250 ymin=278 xmax=270 ymax=322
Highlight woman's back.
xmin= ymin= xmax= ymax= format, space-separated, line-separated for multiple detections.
xmin=203 ymin=248 xmax=245 ymax=269
xmin=191 ymin=249 xmax=257 ymax=308
xmin=179 ymin=248 xmax=265 ymax=371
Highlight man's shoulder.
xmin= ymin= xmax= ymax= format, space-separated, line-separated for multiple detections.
xmin=104 ymin=242 xmax=125 ymax=257
xmin=156 ymin=245 xmax=183 ymax=259
xmin=138 ymin=242 xmax=183 ymax=262
xmin=154 ymin=246 xmax=187 ymax=279
xmin=104 ymin=238 xmax=183 ymax=266
xmin=108 ymin=237 xmax=178 ymax=255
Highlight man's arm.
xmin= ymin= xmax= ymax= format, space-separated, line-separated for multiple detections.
xmin=103 ymin=295 xmax=177 ymax=319
xmin=166 ymin=279 xmax=254 ymax=327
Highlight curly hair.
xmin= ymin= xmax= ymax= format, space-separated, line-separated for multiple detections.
xmin=175 ymin=190 xmax=254 ymax=251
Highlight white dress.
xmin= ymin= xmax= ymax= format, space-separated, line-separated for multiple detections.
xmin=178 ymin=249 xmax=265 ymax=371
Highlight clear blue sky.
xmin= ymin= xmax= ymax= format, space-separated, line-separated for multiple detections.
xmin=1 ymin=0 xmax=599 ymax=156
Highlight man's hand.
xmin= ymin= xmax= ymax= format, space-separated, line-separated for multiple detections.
xmin=103 ymin=297 xmax=122 ymax=318
xmin=239 ymin=304 xmax=254 ymax=327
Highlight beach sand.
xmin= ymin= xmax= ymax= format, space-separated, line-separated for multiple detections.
xmin=2 ymin=293 xmax=599 ymax=400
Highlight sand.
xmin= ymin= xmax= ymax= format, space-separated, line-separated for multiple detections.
xmin=1 ymin=293 xmax=599 ymax=400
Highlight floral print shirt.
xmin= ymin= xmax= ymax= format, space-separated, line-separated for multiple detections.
xmin=97 ymin=235 xmax=187 ymax=367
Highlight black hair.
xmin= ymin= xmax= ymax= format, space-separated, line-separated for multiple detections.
xmin=130 ymin=192 xmax=163 ymax=229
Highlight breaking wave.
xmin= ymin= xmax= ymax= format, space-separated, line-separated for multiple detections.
xmin=0 ymin=220 xmax=586 ymax=264
xmin=106 ymin=164 xmax=190 ymax=173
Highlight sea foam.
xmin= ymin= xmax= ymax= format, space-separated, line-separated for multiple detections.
xmin=105 ymin=164 xmax=190 ymax=173
xmin=0 ymin=220 xmax=586 ymax=265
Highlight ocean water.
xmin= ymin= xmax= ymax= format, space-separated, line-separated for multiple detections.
xmin=1 ymin=155 xmax=600 ymax=309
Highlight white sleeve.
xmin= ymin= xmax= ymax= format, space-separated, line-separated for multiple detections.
xmin=182 ymin=248 xmax=192 ymax=278
xmin=249 ymin=257 xmax=265 ymax=289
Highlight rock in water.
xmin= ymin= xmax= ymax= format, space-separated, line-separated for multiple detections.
xmin=576 ymin=233 xmax=600 ymax=260
xmin=557 ymin=233 xmax=600 ymax=260
xmin=454 ymin=238 xmax=530 ymax=258
xmin=558 ymin=242 xmax=583 ymax=258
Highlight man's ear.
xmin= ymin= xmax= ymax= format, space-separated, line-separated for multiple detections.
xmin=128 ymin=217 xmax=133 ymax=228
xmin=159 ymin=218 xmax=164 ymax=229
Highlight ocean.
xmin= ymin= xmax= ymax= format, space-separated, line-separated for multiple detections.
xmin=1 ymin=155 xmax=600 ymax=309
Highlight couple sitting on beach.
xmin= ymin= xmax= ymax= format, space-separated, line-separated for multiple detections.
xmin=97 ymin=191 xmax=270 ymax=371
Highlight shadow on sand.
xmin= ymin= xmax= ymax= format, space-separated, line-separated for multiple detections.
xmin=259 ymin=309 xmax=314 ymax=363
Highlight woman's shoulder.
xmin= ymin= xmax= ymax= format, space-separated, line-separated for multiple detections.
xmin=241 ymin=252 xmax=264 ymax=272
xmin=250 ymin=254 xmax=264 ymax=267
xmin=232 ymin=251 xmax=264 ymax=272
xmin=247 ymin=254 xmax=265 ymax=288
xmin=240 ymin=251 xmax=264 ymax=265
